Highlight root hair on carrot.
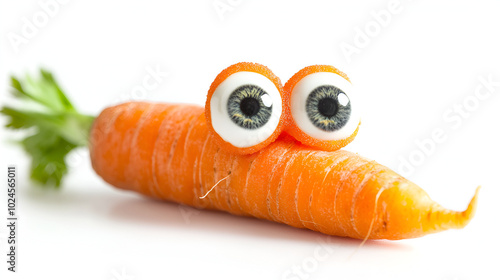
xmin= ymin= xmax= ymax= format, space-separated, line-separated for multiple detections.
xmin=348 ymin=184 xmax=389 ymax=259
xmin=199 ymin=174 xmax=230 ymax=199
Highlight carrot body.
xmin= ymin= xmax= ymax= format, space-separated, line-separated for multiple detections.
xmin=90 ymin=102 xmax=478 ymax=240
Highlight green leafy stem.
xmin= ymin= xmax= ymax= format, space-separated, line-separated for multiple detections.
xmin=1 ymin=70 xmax=95 ymax=187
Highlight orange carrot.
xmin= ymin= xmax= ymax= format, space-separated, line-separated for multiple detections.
xmin=89 ymin=100 xmax=478 ymax=240
xmin=2 ymin=64 xmax=479 ymax=240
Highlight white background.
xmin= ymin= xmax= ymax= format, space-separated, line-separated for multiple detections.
xmin=1 ymin=1 xmax=499 ymax=279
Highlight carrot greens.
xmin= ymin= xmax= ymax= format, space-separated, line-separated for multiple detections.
xmin=1 ymin=70 xmax=94 ymax=187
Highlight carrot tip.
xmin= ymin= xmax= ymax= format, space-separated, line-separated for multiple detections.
xmin=459 ymin=186 xmax=480 ymax=227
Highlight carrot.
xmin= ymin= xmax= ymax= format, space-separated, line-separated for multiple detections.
xmin=1 ymin=64 xmax=479 ymax=240
xmin=87 ymin=100 xmax=478 ymax=240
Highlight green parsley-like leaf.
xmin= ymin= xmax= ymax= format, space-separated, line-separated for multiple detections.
xmin=1 ymin=69 xmax=95 ymax=188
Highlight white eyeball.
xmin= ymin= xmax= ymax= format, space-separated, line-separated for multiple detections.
xmin=290 ymin=72 xmax=359 ymax=141
xmin=210 ymin=71 xmax=282 ymax=148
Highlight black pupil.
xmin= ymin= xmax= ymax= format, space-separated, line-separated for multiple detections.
xmin=317 ymin=97 xmax=338 ymax=117
xmin=240 ymin=97 xmax=260 ymax=117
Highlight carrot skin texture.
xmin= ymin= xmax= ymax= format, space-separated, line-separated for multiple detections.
xmin=90 ymin=102 xmax=478 ymax=240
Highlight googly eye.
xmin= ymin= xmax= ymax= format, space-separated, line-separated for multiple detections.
xmin=227 ymin=84 xmax=274 ymax=130
xmin=206 ymin=63 xmax=284 ymax=155
xmin=293 ymin=72 xmax=357 ymax=140
xmin=284 ymin=65 xmax=360 ymax=151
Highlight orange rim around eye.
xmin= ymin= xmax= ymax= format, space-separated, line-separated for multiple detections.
xmin=205 ymin=62 xmax=285 ymax=155
xmin=283 ymin=65 xmax=360 ymax=151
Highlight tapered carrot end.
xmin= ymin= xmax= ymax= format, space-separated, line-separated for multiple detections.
xmin=356 ymin=180 xmax=481 ymax=240
xmin=425 ymin=186 xmax=480 ymax=234
xmin=453 ymin=186 xmax=480 ymax=229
